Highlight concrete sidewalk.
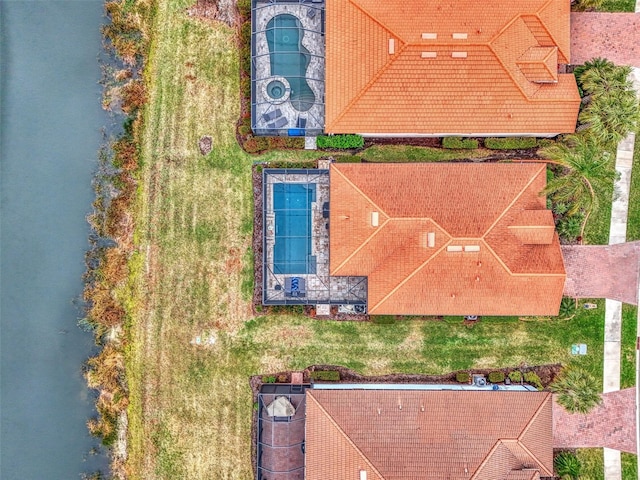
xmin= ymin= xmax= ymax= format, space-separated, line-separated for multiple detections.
xmin=603 ymin=66 xmax=640 ymax=480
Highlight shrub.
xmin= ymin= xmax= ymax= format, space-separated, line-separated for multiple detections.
xmin=261 ymin=375 xmax=276 ymax=383
xmin=488 ymin=371 xmax=505 ymax=383
xmin=559 ymin=297 xmax=577 ymax=318
xmin=317 ymin=134 xmax=364 ymax=149
xmin=523 ymin=371 xmax=543 ymax=390
xmin=243 ymin=135 xmax=269 ymax=154
xmin=310 ymin=370 xmax=340 ymax=381
xmin=456 ymin=372 xmax=470 ymax=383
xmin=550 ymin=368 xmax=602 ymax=414
xmin=555 ymin=451 xmax=582 ymax=480
xmin=237 ymin=0 xmax=251 ymax=19
xmin=484 ymin=137 xmax=538 ymax=149
xmin=557 ymin=214 xmax=584 ymax=241
xmin=442 ymin=137 xmax=479 ymax=149
xmin=508 ymin=370 xmax=522 ymax=383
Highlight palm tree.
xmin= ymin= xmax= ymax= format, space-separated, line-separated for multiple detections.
xmin=540 ymin=134 xmax=617 ymax=238
xmin=577 ymin=58 xmax=640 ymax=146
xmin=550 ymin=368 xmax=602 ymax=414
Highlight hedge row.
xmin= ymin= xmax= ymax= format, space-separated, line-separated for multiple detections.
xmin=310 ymin=370 xmax=340 ymax=381
xmin=484 ymin=137 xmax=538 ymax=149
xmin=317 ymin=134 xmax=364 ymax=149
xmin=442 ymin=137 xmax=479 ymax=149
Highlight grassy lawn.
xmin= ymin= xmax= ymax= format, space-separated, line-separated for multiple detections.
xmin=599 ymin=0 xmax=636 ymax=11
xmin=575 ymin=449 xmax=638 ymax=480
xmin=626 ymin=132 xmax=640 ymax=241
xmin=127 ymin=1 xmax=634 ymax=478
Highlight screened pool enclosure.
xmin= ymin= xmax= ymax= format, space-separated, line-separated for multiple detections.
xmin=251 ymin=0 xmax=325 ymax=136
xmin=262 ymin=169 xmax=367 ymax=306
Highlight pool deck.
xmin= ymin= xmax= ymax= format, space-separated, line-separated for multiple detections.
xmin=252 ymin=0 xmax=325 ymax=135
xmin=263 ymin=170 xmax=367 ymax=305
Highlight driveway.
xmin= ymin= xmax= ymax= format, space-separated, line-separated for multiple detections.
xmin=553 ymin=388 xmax=636 ymax=453
xmin=571 ymin=13 xmax=640 ymax=67
xmin=562 ymin=242 xmax=640 ymax=304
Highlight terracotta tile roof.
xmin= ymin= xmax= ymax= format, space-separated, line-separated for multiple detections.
xmin=329 ymin=163 xmax=566 ymax=315
xmin=325 ymin=0 xmax=580 ymax=135
xmin=306 ymin=389 xmax=554 ymax=480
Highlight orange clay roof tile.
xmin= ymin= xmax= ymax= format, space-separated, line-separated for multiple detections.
xmin=306 ymin=389 xmax=553 ymax=480
xmin=325 ymin=0 xmax=579 ymax=135
xmin=329 ymin=163 xmax=566 ymax=316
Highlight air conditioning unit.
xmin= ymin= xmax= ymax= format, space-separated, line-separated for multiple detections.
xmin=472 ymin=374 xmax=487 ymax=387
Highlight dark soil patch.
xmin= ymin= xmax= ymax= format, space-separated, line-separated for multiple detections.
xmin=198 ymin=135 xmax=212 ymax=155
xmin=186 ymin=0 xmax=238 ymax=27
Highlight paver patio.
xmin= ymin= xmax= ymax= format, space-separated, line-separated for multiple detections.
xmin=553 ymin=388 xmax=636 ymax=453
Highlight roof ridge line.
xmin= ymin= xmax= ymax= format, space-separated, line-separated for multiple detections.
xmin=332 ymin=165 xmax=389 ymax=216
xmin=327 ymin=44 xmax=407 ymax=130
xmin=480 ymin=238 xmax=514 ymax=275
xmin=469 ymin=439 xmax=503 ymax=479
xmin=534 ymin=0 xmax=569 ymax=62
xmin=332 ymin=218 xmax=391 ymax=275
xmin=330 ymin=166 xmax=391 ymax=275
xmin=516 ymin=440 xmax=552 ymax=477
xmin=517 ymin=394 xmax=553 ymax=476
xmin=347 ymin=0 xmax=406 ymax=43
xmin=326 ymin=0 xmax=408 ymax=131
xmin=482 ymin=163 xmax=547 ymax=239
xmin=487 ymin=42 xmax=537 ymax=101
xmin=369 ymin=240 xmax=451 ymax=313
xmin=307 ymin=392 xmax=387 ymax=479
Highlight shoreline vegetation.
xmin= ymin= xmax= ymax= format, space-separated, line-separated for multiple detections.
xmin=82 ymin=0 xmax=637 ymax=478
xmin=82 ymin=0 xmax=152 ymax=477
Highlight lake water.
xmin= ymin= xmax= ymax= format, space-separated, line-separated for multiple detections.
xmin=1 ymin=0 xmax=110 ymax=477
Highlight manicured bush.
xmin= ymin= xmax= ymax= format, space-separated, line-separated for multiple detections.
xmin=524 ymin=371 xmax=543 ymax=390
xmin=557 ymin=214 xmax=584 ymax=241
xmin=310 ymin=370 xmax=340 ymax=381
xmin=484 ymin=137 xmax=538 ymax=149
xmin=442 ymin=136 xmax=479 ymax=149
xmin=317 ymin=134 xmax=364 ymax=149
xmin=488 ymin=371 xmax=505 ymax=383
xmin=261 ymin=375 xmax=276 ymax=383
xmin=508 ymin=370 xmax=522 ymax=383
xmin=456 ymin=372 xmax=470 ymax=383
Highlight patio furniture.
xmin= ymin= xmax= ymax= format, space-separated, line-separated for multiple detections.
xmin=296 ymin=117 xmax=307 ymax=129
xmin=307 ymin=8 xmax=317 ymax=19
xmin=322 ymin=201 xmax=329 ymax=218
xmin=267 ymin=116 xmax=288 ymax=129
xmin=262 ymin=108 xmax=282 ymax=123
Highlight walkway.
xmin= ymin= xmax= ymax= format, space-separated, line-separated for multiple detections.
xmin=553 ymin=388 xmax=637 ymax=453
xmin=562 ymin=243 xmax=640 ymax=304
xmin=571 ymin=13 xmax=640 ymax=67
xmin=603 ymin=68 xmax=639 ymax=479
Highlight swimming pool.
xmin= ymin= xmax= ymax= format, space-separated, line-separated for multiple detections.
xmin=273 ymin=183 xmax=316 ymax=274
xmin=266 ymin=14 xmax=316 ymax=112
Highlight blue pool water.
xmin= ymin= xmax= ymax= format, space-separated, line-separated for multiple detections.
xmin=273 ymin=183 xmax=316 ymax=274
xmin=265 ymin=14 xmax=316 ymax=112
